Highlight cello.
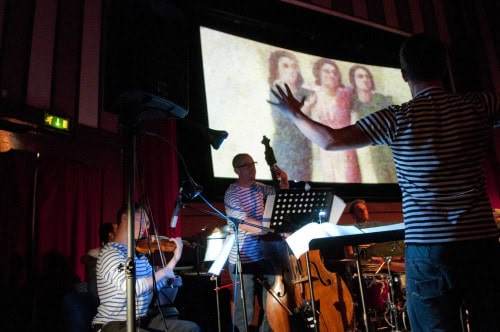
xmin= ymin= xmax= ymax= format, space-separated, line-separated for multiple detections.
xmin=261 ymin=136 xmax=354 ymax=331
xmin=290 ymin=250 xmax=354 ymax=331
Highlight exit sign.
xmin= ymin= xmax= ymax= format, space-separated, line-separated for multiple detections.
xmin=43 ymin=113 xmax=70 ymax=131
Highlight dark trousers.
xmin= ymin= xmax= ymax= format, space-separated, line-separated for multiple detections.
xmin=228 ymin=261 xmax=276 ymax=332
xmin=405 ymin=238 xmax=500 ymax=332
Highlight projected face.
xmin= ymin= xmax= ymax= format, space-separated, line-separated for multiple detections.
xmin=321 ymin=63 xmax=341 ymax=90
xmin=354 ymin=67 xmax=374 ymax=92
xmin=277 ymin=56 xmax=300 ymax=85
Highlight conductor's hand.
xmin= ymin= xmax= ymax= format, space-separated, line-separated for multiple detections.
xmin=268 ymin=83 xmax=306 ymax=118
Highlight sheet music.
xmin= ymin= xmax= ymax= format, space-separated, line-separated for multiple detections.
xmin=328 ymin=195 xmax=346 ymax=225
xmin=358 ymin=222 xmax=404 ymax=233
xmin=262 ymin=194 xmax=275 ymax=228
xmin=203 ymin=227 xmax=227 ymax=262
xmin=286 ymin=222 xmax=363 ymax=258
xmin=208 ymin=234 xmax=235 ymax=276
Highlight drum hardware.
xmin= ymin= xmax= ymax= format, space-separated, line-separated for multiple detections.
xmin=369 ymin=256 xmax=407 ymax=332
xmin=357 ymin=257 xmax=408 ymax=332
xmin=354 ymin=246 xmax=370 ymax=332
xmin=384 ymin=257 xmax=398 ymax=331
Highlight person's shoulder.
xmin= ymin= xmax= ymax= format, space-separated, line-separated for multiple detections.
xmin=462 ymin=90 xmax=497 ymax=103
xmin=254 ymin=182 xmax=276 ymax=195
xmin=366 ymin=103 xmax=401 ymax=117
xmin=100 ymin=242 xmax=125 ymax=258
xmin=225 ymin=183 xmax=241 ymax=200
xmin=225 ymin=182 xmax=240 ymax=193
xmin=87 ymin=247 xmax=100 ymax=258
xmin=254 ymin=181 xmax=271 ymax=189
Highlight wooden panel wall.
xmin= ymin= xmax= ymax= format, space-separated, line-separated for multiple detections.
xmin=0 ymin=0 xmax=117 ymax=132
xmin=281 ymin=0 xmax=498 ymax=92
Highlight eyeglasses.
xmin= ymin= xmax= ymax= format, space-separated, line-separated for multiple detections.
xmin=236 ymin=161 xmax=257 ymax=168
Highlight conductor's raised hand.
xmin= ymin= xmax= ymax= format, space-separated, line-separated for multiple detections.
xmin=268 ymin=83 xmax=306 ymax=118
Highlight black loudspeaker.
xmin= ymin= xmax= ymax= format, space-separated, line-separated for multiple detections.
xmin=175 ymin=272 xmax=233 ymax=332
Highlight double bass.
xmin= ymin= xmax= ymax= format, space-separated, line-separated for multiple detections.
xmin=261 ymin=136 xmax=354 ymax=332
xmin=261 ymin=136 xmax=293 ymax=331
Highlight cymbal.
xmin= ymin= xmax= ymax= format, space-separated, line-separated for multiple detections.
xmin=357 ymin=243 xmax=376 ymax=249
xmin=325 ymin=258 xmax=357 ymax=264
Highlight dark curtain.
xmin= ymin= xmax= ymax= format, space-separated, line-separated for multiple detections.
xmin=36 ymin=156 xmax=107 ymax=281
xmin=0 ymin=150 xmax=36 ymax=290
xmin=0 ymin=123 xmax=179 ymax=331
xmin=138 ymin=120 xmax=182 ymax=238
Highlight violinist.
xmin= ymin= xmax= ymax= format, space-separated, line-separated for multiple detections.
xmin=83 ymin=222 xmax=117 ymax=302
xmin=91 ymin=203 xmax=200 ymax=332
xmin=224 ymin=153 xmax=289 ymax=332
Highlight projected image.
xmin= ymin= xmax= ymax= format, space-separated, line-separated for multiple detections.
xmin=200 ymin=27 xmax=411 ymax=184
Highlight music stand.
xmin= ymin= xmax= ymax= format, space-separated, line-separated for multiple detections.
xmin=268 ymin=189 xmax=334 ymax=233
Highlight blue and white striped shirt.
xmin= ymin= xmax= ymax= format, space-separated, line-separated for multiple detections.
xmin=357 ymin=87 xmax=500 ymax=244
xmin=224 ymin=182 xmax=274 ymax=264
xmin=92 ymin=242 xmax=168 ymax=325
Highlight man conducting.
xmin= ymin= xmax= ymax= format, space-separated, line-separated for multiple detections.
xmin=269 ymin=33 xmax=500 ymax=332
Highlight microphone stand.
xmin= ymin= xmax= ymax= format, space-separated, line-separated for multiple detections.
xmin=196 ymin=194 xmax=274 ymax=332
xmin=229 ymin=217 xmax=276 ymax=332
xmin=124 ymin=125 xmax=138 ymax=332
xmin=230 ymin=218 xmax=249 ymax=332
xmin=228 ymin=218 xmax=274 ymax=332
xmin=114 ymin=92 xmax=220 ymax=332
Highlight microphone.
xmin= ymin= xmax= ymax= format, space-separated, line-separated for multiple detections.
xmin=170 ymin=188 xmax=183 ymax=228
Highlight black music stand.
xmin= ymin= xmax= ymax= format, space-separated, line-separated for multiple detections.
xmin=268 ymin=189 xmax=334 ymax=233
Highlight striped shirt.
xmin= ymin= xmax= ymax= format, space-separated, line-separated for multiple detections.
xmin=92 ymin=242 xmax=168 ymax=325
xmin=357 ymin=87 xmax=500 ymax=244
xmin=224 ymin=182 xmax=274 ymax=264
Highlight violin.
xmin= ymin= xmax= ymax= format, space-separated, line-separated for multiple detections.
xmin=136 ymin=235 xmax=177 ymax=254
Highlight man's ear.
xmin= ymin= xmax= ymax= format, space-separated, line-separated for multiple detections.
xmin=234 ymin=167 xmax=240 ymax=176
xmin=401 ymin=69 xmax=408 ymax=82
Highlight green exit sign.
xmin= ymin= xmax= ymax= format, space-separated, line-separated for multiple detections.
xmin=44 ymin=113 xmax=70 ymax=131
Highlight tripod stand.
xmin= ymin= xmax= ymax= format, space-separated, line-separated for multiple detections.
xmin=227 ymin=217 xmax=277 ymax=332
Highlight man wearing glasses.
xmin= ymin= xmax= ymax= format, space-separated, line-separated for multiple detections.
xmin=224 ymin=153 xmax=288 ymax=332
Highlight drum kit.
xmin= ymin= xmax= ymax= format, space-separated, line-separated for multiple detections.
xmin=191 ymin=226 xmax=410 ymax=332
xmin=355 ymin=242 xmax=409 ymax=331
